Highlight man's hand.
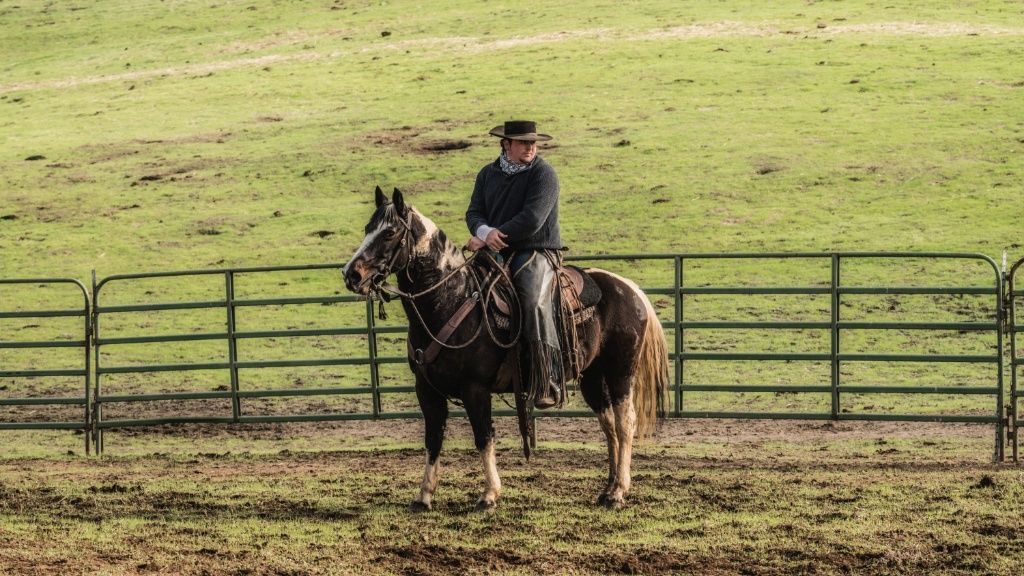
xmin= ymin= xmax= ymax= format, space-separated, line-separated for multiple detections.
xmin=465 ymin=236 xmax=486 ymax=252
xmin=485 ymin=229 xmax=508 ymax=251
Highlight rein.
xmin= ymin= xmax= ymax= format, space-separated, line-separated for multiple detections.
xmin=354 ymin=208 xmax=525 ymax=422
xmin=366 ymin=211 xmax=521 ymax=358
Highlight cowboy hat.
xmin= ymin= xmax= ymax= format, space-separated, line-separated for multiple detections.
xmin=488 ymin=120 xmax=552 ymax=141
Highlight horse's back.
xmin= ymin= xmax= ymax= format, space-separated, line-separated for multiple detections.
xmin=582 ymin=267 xmax=654 ymax=326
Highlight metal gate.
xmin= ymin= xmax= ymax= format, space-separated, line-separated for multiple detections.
xmin=1008 ymin=257 xmax=1023 ymax=461
xmin=0 ymin=278 xmax=91 ymax=453
xmin=572 ymin=252 xmax=1005 ymax=461
xmin=1 ymin=252 xmax=1010 ymax=459
xmin=90 ymin=263 xmax=401 ymax=454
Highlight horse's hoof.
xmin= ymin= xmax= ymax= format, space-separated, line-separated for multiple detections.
xmin=409 ymin=500 xmax=432 ymax=513
xmin=596 ymin=493 xmax=609 ymax=506
xmin=603 ymin=496 xmax=626 ymax=511
xmin=474 ymin=499 xmax=497 ymax=512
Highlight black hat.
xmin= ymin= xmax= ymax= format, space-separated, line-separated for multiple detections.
xmin=488 ymin=120 xmax=553 ymax=141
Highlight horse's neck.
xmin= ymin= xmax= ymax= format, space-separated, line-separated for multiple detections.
xmin=397 ymin=216 xmax=471 ymax=314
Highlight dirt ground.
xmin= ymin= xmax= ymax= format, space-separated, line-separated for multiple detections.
xmin=101 ymin=415 xmax=1006 ymax=456
xmin=1 ymin=417 xmax=1020 ymax=576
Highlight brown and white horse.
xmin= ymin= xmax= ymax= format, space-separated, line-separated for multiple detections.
xmin=342 ymin=187 xmax=668 ymax=510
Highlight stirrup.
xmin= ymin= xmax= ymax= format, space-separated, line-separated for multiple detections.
xmin=533 ymin=383 xmax=561 ymax=410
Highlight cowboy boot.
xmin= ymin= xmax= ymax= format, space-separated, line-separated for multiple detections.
xmin=533 ymin=380 xmax=561 ymax=410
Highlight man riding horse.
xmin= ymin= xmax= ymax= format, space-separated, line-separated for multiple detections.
xmin=465 ymin=120 xmax=564 ymax=410
xmin=341 ymin=120 xmax=668 ymax=510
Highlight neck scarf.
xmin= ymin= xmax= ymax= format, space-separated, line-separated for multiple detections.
xmin=499 ymin=150 xmax=533 ymax=176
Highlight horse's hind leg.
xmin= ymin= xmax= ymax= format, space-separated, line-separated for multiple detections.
xmin=411 ymin=383 xmax=448 ymax=512
xmin=596 ymin=407 xmax=619 ymax=505
xmin=581 ymin=366 xmax=621 ymax=506
xmin=606 ymin=388 xmax=636 ymax=509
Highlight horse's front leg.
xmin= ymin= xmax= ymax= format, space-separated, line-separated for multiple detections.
xmin=464 ymin=384 xmax=500 ymax=511
xmin=411 ymin=379 xmax=448 ymax=512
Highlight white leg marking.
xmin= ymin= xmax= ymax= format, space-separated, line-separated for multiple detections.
xmin=479 ymin=439 xmax=501 ymax=507
xmin=418 ymin=451 xmax=441 ymax=507
xmin=610 ymin=389 xmax=636 ymax=506
xmin=597 ymin=407 xmax=619 ymax=500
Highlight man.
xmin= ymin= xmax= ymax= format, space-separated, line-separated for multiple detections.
xmin=465 ymin=120 xmax=564 ymax=409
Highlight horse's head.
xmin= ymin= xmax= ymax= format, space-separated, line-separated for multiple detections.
xmin=343 ymin=186 xmax=429 ymax=295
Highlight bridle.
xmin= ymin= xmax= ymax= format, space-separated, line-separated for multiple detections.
xmin=357 ymin=207 xmax=519 ymax=351
xmin=365 ymin=207 xmax=414 ymax=297
xmin=351 ymin=205 xmax=523 ymax=409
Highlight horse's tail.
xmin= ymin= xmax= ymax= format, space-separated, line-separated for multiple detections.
xmin=633 ymin=292 xmax=669 ymax=438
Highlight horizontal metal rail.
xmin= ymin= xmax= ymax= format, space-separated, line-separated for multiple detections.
xmin=0 ymin=369 xmax=88 ymax=377
xmin=0 ymin=309 xmax=87 ymax=318
xmin=0 ymin=396 xmax=89 ymax=406
xmin=0 ymin=339 xmax=88 ymax=349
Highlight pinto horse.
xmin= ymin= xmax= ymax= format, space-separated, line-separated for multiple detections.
xmin=342 ymin=187 xmax=668 ymax=510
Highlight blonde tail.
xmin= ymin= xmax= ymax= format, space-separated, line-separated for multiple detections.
xmin=633 ymin=302 xmax=669 ymax=438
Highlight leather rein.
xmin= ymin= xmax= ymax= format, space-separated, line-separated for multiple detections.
xmin=365 ymin=210 xmax=521 ymax=367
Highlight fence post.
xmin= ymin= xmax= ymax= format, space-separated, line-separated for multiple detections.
xmin=366 ymin=299 xmax=381 ymax=418
xmin=91 ymin=270 xmax=104 ymax=455
xmin=674 ymin=256 xmax=683 ymax=417
xmin=830 ymin=254 xmax=841 ymax=420
xmin=225 ymin=272 xmax=241 ymax=422
xmin=994 ymin=265 xmax=1004 ymax=462
xmin=83 ymin=278 xmax=93 ymax=456
xmin=1010 ymin=260 xmax=1020 ymax=462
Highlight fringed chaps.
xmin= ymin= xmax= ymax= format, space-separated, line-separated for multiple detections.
xmin=510 ymin=250 xmax=565 ymax=407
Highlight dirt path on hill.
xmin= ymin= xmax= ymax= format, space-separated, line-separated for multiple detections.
xmin=3 ymin=22 xmax=1021 ymax=94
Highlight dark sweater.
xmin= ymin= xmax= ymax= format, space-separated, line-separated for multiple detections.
xmin=465 ymin=155 xmax=563 ymax=252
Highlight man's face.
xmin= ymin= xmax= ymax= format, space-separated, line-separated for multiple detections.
xmin=505 ymin=139 xmax=538 ymax=164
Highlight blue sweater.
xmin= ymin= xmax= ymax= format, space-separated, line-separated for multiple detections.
xmin=465 ymin=155 xmax=563 ymax=252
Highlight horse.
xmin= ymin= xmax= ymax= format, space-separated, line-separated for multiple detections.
xmin=342 ymin=186 xmax=669 ymax=511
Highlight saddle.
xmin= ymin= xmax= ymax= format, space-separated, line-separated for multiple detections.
xmin=409 ymin=256 xmax=601 ymax=368
xmin=490 ymin=264 xmax=601 ymax=326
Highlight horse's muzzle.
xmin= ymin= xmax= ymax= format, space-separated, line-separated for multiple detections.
xmin=343 ymin=264 xmax=368 ymax=295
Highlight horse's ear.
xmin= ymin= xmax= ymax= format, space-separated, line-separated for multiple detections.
xmin=374 ymin=185 xmax=388 ymax=207
xmin=392 ymin=187 xmax=408 ymax=217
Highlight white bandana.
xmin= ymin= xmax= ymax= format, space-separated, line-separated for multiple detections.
xmin=498 ymin=150 xmax=533 ymax=176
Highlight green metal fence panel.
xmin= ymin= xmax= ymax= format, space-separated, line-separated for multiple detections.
xmin=0 ymin=278 xmax=91 ymax=453
xmin=567 ymin=252 xmax=1004 ymax=461
xmin=1008 ymin=257 xmax=1023 ymax=462
xmin=85 ymin=252 xmax=1007 ymax=460
xmin=91 ymin=263 xmax=382 ymax=454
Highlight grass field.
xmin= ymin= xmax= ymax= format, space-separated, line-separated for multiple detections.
xmin=2 ymin=1 xmax=1024 ymax=574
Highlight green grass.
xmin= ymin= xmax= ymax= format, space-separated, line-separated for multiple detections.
xmin=3 ymin=1 xmax=1023 ymax=277
xmin=2 ymin=0 xmax=1023 ymax=432
xmin=1 ymin=10 xmax=1024 ymax=574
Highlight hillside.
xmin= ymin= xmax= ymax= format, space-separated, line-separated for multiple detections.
xmin=1 ymin=0 xmax=1022 ymax=280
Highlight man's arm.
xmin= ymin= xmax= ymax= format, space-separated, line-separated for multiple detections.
xmin=465 ymin=167 xmax=508 ymax=250
xmin=465 ymin=169 xmax=490 ymax=235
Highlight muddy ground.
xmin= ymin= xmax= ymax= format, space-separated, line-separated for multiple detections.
xmin=0 ymin=417 xmax=1021 ymax=575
